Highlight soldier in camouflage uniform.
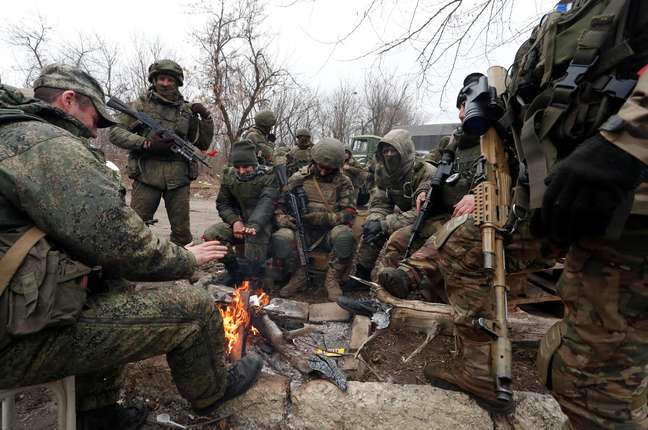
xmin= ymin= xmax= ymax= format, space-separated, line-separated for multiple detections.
xmin=425 ymin=2 xmax=648 ymax=426
xmin=241 ymin=110 xmax=276 ymax=165
xmin=272 ymin=138 xmax=357 ymax=301
xmin=203 ymin=140 xmax=279 ymax=284
xmin=425 ymin=135 xmax=452 ymax=164
xmin=0 ymin=65 xmax=261 ymax=430
xmin=345 ymin=129 xmax=435 ymax=289
xmin=375 ymin=125 xmax=482 ymax=299
xmin=343 ymin=147 xmax=369 ymax=202
xmin=284 ymin=128 xmax=314 ymax=176
xmin=109 ymin=59 xmax=214 ymax=246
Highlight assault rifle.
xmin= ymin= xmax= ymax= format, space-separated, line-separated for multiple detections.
xmin=463 ymin=66 xmax=513 ymax=403
xmin=402 ymin=148 xmax=457 ymax=259
xmin=107 ymin=96 xmax=209 ymax=167
xmin=275 ymin=164 xmax=309 ymax=270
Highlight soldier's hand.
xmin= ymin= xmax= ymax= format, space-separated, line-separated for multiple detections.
xmin=144 ymin=131 xmax=174 ymax=153
xmin=233 ymin=221 xmax=246 ymax=239
xmin=191 ymin=103 xmax=211 ymax=119
xmin=276 ymin=214 xmax=297 ymax=230
xmin=415 ymin=191 xmax=427 ymax=212
xmin=452 ymin=194 xmax=475 ymax=217
xmin=542 ymin=133 xmax=643 ymax=244
xmin=186 ymin=240 xmax=228 ymax=265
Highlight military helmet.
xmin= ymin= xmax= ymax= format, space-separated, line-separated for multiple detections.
xmin=254 ymin=110 xmax=277 ymax=128
xmin=295 ymin=128 xmax=311 ymax=138
xmin=456 ymin=72 xmax=485 ymax=108
xmin=148 ymin=59 xmax=184 ymax=86
xmin=311 ymin=137 xmax=345 ymax=169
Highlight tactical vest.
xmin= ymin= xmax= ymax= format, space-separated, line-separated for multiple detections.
xmin=133 ymin=95 xmax=195 ymax=157
xmin=509 ymin=0 xmax=647 ymax=209
xmin=302 ymin=175 xmax=338 ymax=215
xmin=441 ymin=142 xmax=481 ymax=210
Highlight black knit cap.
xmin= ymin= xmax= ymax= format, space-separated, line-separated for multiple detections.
xmin=231 ymin=140 xmax=258 ymax=166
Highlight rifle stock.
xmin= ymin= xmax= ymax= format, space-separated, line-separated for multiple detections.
xmin=107 ymin=96 xmax=209 ymax=167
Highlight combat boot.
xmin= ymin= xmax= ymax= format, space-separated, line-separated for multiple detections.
xmin=195 ymin=354 xmax=263 ymax=416
xmin=324 ymin=263 xmax=346 ymax=301
xmin=342 ymin=264 xmax=372 ymax=292
xmin=280 ymin=268 xmax=307 ymax=297
xmin=77 ymin=401 xmax=148 ymax=430
xmin=423 ymin=327 xmax=515 ymax=415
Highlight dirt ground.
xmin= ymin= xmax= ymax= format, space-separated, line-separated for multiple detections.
xmin=11 ymin=193 xmax=546 ymax=429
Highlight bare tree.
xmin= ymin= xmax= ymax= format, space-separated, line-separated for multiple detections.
xmin=270 ymin=84 xmax=322 ymax=146
xmin=192 ymin=0 xmax=289 ymax=157
xmin=3 ymin=14 xmax=51 ymax=86
xmin=362 ymin=72 xmax=417 ymax=136
xmin=320 ymin=81 xmax=361 ymax=144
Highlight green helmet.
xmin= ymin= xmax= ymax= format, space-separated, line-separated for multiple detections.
xmin=311 ymin=137 xmax=345 ymax=169
xmin=148 ymin=59 xmax=184 ymax=86
xmin=254 ymin=110 xmax=277 ymax=129
xmin=295 ymin=128 xmax=311 ymax=138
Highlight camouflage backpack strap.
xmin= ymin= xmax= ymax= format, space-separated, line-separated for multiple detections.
xmin=0 ymin=108 xmax=43 ymax=126
xmin=0 ymin=226 xmax=46 ymax=296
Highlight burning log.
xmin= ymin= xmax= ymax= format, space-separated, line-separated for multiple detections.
xmin=251 ymin=311 xmax=312 ymax=375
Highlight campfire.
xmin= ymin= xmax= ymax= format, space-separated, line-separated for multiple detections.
xmin=217 ymin=280 xmax=269 ymax=361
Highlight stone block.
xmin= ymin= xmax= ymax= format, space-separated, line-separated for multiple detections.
xmin=308 ymin=303 xmax=351 ymax=322
xmin=264 ymin=298 xmax=310 ymax=321
xmin=349 ymin=315 xmax=371 ymax=351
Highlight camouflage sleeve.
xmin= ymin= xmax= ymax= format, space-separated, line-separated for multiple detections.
xmin=382 ymin=162 xmax=435 ymax=233
xmin=108 ymin=98 xmax=147 ymax=151
xmin=334 ymin=174 xmax=357 ymax=225
xmin=366 ymin=185 xmax=394 ymax=221
xmin=247 ymin=173 xmax=280 ymax=229
xmin=600 ymin=71 xmax=648 ymax=164
xmin=215 ymin=173 xmax=242 ymax=226
xmin=2 ymin=126 xmax=195 ymax=281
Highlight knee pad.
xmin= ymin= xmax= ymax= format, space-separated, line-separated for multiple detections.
xmin=332 ymin=228 xmax=356 ymax=260
xmin=271 ymin=231 xmax=294 ymax=260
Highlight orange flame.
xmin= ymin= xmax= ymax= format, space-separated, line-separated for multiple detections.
xmin=217 ymin=281 xmax=270 ymax=355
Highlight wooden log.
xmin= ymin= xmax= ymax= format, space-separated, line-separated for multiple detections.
xmin=373 ymin=285 xmax=557 ymax=343
xmin=252 ymin=312 xmax=312 ymax=375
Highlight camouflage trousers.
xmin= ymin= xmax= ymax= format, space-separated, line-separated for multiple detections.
xmin=203 ymin=221 xmax=273 ymax=265
xmin=356 ymin=235 xmax=388 ymax=274
xmin=433 ymin=216 xmax=557 ymax=402
xmin=0 ymin=285 xmax=227 ymax=412
xmin=131 ymin=181 xmax=192 ymax=246
xmin=544 ymin=218 xmax=648 ymax=429
xmin=271 ymin=225 xmax=356 ymax=275
xmin=373 ymin=216 xmax=448 ymax=284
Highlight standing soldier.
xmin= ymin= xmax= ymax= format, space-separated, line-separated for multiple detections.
xmin=425 ymin=1 xmax=648 ymax=426
xmin=342 ymin=147 xmax=369 ymax=203
xmin=272 ymin=138 xmax=357 ymax=301
xmin=0 ymin=65 xmax=260 ymax=430
xmin=285 ymin=128 xmax=314 ymax=175
xmin=109 ymin=59 xmax=214 ymax=246
xmin=203 ymin=140 xmax=279 ymax=285
xmin=241 ymin=110 xmax=277 ymax=165
xmin=344 ymin=129 xmax=435 ymax=289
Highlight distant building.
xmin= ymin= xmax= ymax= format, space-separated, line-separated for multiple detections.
xmin=401 ymin=123 xmax=460 ymax=153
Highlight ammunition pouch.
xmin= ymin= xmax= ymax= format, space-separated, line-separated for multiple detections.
xmin=0 ymin=227 xmax=93 ymax=347
xmin=188 ymin=159 xmax=199 ymax=181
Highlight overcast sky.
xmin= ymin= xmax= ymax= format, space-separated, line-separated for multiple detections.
xmin=0 ymin=0 xmax=556 ymax=123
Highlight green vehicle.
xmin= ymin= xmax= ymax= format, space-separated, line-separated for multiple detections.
xmin=349 ymin=134 xmax=381 ymax=165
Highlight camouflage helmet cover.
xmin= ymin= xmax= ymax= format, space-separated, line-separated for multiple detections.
xmin=148 ymin=59 xmax=184 ymax=86
xmin=254 ymin=110 xmax=277 ymax=128
xmin=295 ymin=128 xmax=311 ymax=138
xmin=311 ymin=137 xmax=345 ymax=169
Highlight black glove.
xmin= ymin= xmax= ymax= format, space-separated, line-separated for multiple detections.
xmin=146 ymin=131 xmax=174 ymax=153
xmin=363 ymin=219 xmax=386 ymax=244
xmin=191 ymin=103 xmax=211 ymax=119
xmin=542 ymin=133 xmax=643 ymax=244
xmin=267 ymin=132 xmax=276 ymax=143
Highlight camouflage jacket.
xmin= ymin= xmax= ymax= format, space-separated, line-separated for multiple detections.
xmin=286 ymin=145 xmax=313 ymax=176
xmin=369 ymin=159 xmax=435 ymax=234
xmin=0 ymin=85 xmax=195 ymax=282
xmin=109 ymin=88 xmax=213 ymax=189
xmin=217 ymin=166 xmax=279 ymax=230
xmin=278 ymin=166 xmax=356 ymax=236
xmin=241 ymin=127 xmax=274 ymax=165
xmin=343 ymin=157 xmax=368 ymax=191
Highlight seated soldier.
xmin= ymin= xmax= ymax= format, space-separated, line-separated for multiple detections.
xmin=342 ymin=147 xmax=369 ymax=203
xmin=203 ymin=140 xmax=279 ymax=285
xmin=272 ymin=138 xmax=357 ymax=301
xmin=345 ymin=129 xmax=434 ymax=289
